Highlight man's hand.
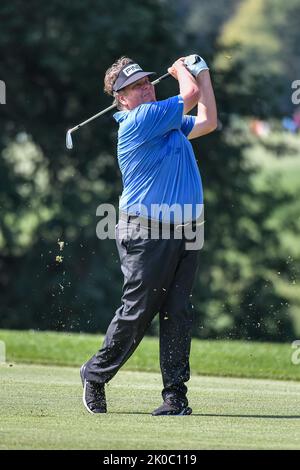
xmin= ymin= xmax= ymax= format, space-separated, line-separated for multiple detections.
xmin=168 ymin=57 xmax=199 ymax=114
xmin=184 ymin=55 xmax=209 ymax=77
xmin=167 ymin=58 xmax=186 ymax=81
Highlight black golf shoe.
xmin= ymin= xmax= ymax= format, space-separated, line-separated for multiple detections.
xmin=151 ymin=398 xmax=192 ymax=416
xmin=80 ymin=363 xmax=107 ymax=414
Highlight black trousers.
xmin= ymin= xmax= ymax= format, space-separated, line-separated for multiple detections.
xmin=85 ymin=217 xmax=200 ymax=402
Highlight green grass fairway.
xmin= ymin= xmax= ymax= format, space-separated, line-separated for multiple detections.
xmin=1 ymin=364 xmax=300 ymax=450
xmin=1 ymin=329 xmax=299 ymax=381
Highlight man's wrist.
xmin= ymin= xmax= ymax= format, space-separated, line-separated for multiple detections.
xmin=196 ymin=70 xmax=210 ymax=84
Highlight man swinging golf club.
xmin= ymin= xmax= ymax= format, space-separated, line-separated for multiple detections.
xmin=80 ymin=54 xmax=217 ymax=415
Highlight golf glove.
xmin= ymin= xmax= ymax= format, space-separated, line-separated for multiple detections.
xmin=184 ymin=54 xmax=209 ymax=77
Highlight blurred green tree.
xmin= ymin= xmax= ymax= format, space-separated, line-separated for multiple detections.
xmin=0 ymin=0 xmax=178 ymax=332
xmin=214 ymin=0 xmax=300 ymax=114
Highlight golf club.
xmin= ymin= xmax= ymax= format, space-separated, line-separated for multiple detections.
xmin=66 ymin=72 xmax=171 ymax=149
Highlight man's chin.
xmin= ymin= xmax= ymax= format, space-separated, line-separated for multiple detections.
xmin=143 ymin=95 xmax=156 ymax=103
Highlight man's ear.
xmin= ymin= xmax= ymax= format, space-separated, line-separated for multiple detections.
xmin=117 ymin=92 xmax=127 ymax=108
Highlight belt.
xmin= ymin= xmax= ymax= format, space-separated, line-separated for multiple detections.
xmin=119 ymin=211 xmax=200 ymax=232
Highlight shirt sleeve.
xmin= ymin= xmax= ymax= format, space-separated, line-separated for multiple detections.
xmin=181 ymin=115 xmax=196 ymax=137
xmin=134 ymin=95 xmax=184 ymax=141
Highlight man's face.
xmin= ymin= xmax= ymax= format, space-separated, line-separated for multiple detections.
xmin=118 ymin=77 xmax=156 ymax=110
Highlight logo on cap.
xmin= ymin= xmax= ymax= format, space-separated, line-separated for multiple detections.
xmin=123 ymin=64 xmax=142 ymax=77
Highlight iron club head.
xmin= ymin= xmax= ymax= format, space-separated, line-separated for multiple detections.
xmin=66 ymin=130 xmax=73 ymax=150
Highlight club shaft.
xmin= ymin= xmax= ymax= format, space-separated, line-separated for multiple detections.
xmin=69 ymin=103 xmax=117 ymax=133
xmin=150 ymin=72 xmax=170 ymax=86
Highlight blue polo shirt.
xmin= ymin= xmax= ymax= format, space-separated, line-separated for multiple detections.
xmin=113 ymin=95 xmax=203 ymax=223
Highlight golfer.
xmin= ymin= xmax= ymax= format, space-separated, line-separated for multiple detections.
xmin=80 ymin=55 xmax=217 ymax=415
